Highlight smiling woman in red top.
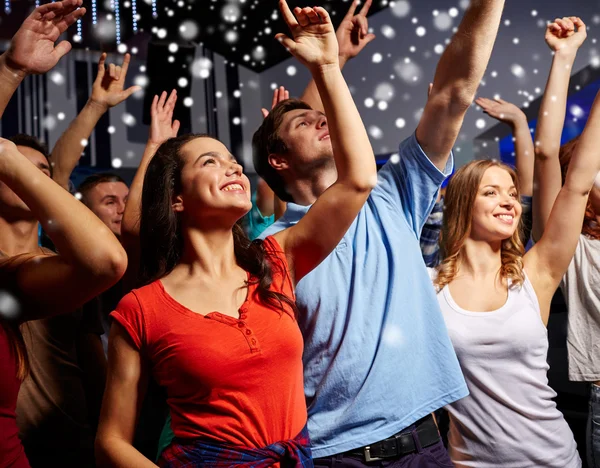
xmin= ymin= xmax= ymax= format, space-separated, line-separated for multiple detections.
xmin=94 ymin=2 xmax=376 ymax=466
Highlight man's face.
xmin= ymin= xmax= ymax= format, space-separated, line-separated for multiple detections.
xmin=272 ymin=108 xmax=335 ymax=178
xmin=84 ymin=181 xmax=129 ymax=236
xmin=0 ymin=145 xmax=51 ymax=218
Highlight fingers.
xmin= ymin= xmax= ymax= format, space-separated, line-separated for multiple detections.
xmin=171 ymin=120 xmax=181 ymax=136
xmin=279 ymin=0 xmax=299 ymax=30
xmin=314 ymin=7 xmax=330 ymax=24
xmin=119 ymin=53 xmax=131 ymax=82
xmin=121 ymin=85 xmax=141 ymax=100
xmin=305 ymin=7 xmax=320 ymax=24
xmin=55 ymin=6 xmax=86 ymax=34
xmin=295 ymin=7 xmax=311 ymax=27
xmin=277 ymin=85 xmax=287 ymax=104
xmin=271 ymin=88 xmax=278 ymax=109
xmin=284 ymin=89 xmax=289 ymax=100
xmin=572 ymin=16 xmax=587 ymax=34
xmin=355 ymin=15 xmax=368 ymax=36
xmin=364 ymin=33 xmax=376 ymax=45
xmin=95 ymin=52 xmax=107 ymax=81
xmin=157 ymin=90 xmax=168 ymax=110
xmin=359 ymin=0 xmax=373 ymax=17
xmin=150 ymin=94 xmax=159 ymax=116
xmin=343 ymin=0 xmax=359 ymax=21
xmin=275 ymin=33 xmax=295 ymax=53
xmin=261 ymin=108 xmax=269 ymax=118
xmin=108 ymin=63 xmax=116 ymax=80
xmin=51 ymin=40 xmax=72 ymax=62
xmin=165 ymin=89 xmax=178 ymax=112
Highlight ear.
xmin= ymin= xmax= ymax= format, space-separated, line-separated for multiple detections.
xmin=172 ymin=194 xmax=184 ymax=213
xmin=268 ymin=153 xmax=289 ymax=171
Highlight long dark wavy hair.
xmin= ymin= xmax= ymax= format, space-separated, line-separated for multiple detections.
xmin=138 ymin=134 xmax=298 ymax=316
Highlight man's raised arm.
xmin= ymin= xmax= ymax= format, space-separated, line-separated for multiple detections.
xmin=416 ymin=0 xmax=505 ymax=171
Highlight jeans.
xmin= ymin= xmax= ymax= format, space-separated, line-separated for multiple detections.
xmin=589 ymin=383 xmax=600 ymax=468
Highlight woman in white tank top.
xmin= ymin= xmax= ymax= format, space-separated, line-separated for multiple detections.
xmin=530 ymin=16 xmax=600 ymax=468
xmin=429 ymin=19 xmax=598 ymax=467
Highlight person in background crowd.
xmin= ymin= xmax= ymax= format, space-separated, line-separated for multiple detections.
xmin=96 ymin=1 xmax=376 ymax=466
xmin=0 ymin=4 xmax=127 ymax=468
xmin=78 ymin=173 xmax=129 ymax=238
xmin=532 ymin=15 xmax=600 ymax=468
xmin=254 ymin=0 xmax=504 ymax=465
xmin=8 ymin=39 xmax=136 ymax=468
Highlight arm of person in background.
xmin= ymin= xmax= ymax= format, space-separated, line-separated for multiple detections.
xmin=0 ymin=0 xmax=85 ymax=119
xmin=260 ymin=87 xmax=289 ymax=220
xmin=532 ymin=17 xmax=587 ymax=241
xmin=416 ymin=0 xmax=505 ymax=171
xmin=0 ymin=139 xmax=127 ymax=319
xmin=526 ymin=87 xmax=600 ymax=325
xmin=297 ymin=0 xmax=375 ymax=112
xmin=272 ymin=1 xmax=376 ymax=283
xmin=476 ymin=96 xmax=535 ymax=242
xmin=121 ymin=90 xmax=179 ymax=245
xmin=50 ymin=53 xmax=140 ymax=190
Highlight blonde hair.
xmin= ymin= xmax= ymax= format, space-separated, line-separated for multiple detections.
xmin=434 ymin=159 xmax=525 ymax=291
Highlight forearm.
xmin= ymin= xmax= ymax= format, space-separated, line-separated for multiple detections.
xmin=96 ymin=437 xmax=157 ymax=467
xmin=122 ymin=142 xmax=160 ymax=242
xmin=0 ymin=54 xmax=26 ymax=120
xmin=532 ymin=50 xmax=577 ymax=239
xmin=50 ymin=100 xmax=106 ymax=189
xmin=312 ymin=64 xmax=375 ymax=188
xmin=300 ymin=56 xmax=347 ymax=112
xmin=1 ymin=152 xmax=126 ymax=277
xmin=511 ymin=116 xmax=534 ymax=196
xmin=431 ymin=0 xmax=504 ymax=105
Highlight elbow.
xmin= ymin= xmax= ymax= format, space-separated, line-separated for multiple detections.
xmin=432 ymin=84 xmax=474 ymax=115
xmin=93 ymin=244 xmax=129 ymax=287
xmin=95 ymin=435 xmax=113 ymax=467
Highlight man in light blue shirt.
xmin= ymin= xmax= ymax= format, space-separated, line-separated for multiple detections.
xmin=253 ymin=1 xmax=505 ymax=465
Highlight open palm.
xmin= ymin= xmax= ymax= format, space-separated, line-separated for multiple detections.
xmin=7 ymin=0 xmax=85 ymax=74
xmin=276 ymin=0 xmax=338 ymax=70
xmin=149 ymin=90 xmax=180 ymax=146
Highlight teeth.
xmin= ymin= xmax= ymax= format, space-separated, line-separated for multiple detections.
xmin=223 ymin=184 xmax=243 ymax=192
xmin=497 ymin=215 xmax=513 ymax=221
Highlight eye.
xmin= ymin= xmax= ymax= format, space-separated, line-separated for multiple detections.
xmin=509 ymin=192 xmax=517 ymax=198
xmin=298 ymin=121 xmax=308 ymax=128
xmin=203 ymin=158 xmax=216 ymax=166
xmin=485 ymin=190 xmax=496 ymax=196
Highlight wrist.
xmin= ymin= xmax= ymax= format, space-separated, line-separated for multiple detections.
xmin=337 ymin=55 xmax=349 ymax=68
xmin=553 ymin=47 xmax=578 ymax=62
xmin=86 ymin=98 xmax=109 ymax=114
xmin=311 ymin=61 xmax=341 ymax=78
xmin=0 ymin=53 xmax=27 ymax=83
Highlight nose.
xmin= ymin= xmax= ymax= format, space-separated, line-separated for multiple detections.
xmin=317 ymin=115 xmax=327 ymax=129
xmin=500 ymin=196 xmax=515 ymax=209
xmin=225 ymin=160 xmax=243 ymax=177
xmin=117 ymin=200 xmax=126 ymax=215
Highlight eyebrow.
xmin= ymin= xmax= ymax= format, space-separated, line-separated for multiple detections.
xmin=194 ymin=151 xmax=237 ymax=166
xmin=287 ymin=110 xmax=325 ymax=131
xmin=101 ymin=195 xmax=118 ymax=202
xmin=482 ymin=184 xmax=516 ymax=190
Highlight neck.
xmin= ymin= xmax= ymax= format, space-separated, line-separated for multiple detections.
xmin=457 ymin=237 xmax=503 ymax=279
xmin=286 ymin=165 xmax=338 ymax=206
xmin=0 ymin=215 xmax=40 ymax=256
xmin=177 ymin=224 xmax=239 ymax=278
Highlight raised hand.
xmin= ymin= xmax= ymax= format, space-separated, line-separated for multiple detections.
xmin=89 ymin=53 xmax=141 ymax=111
xmin=6 ymin=0 xmax=86 ymax=75
xmin=275 ymin=0 xmax=338 ymax=71
xmin=475 ymin=97 xmax=527 ymax=127
xmin=261 ymin=86 xmax=290 ymax=118
xmin=149 ymin=90 xmax=180 ymax=146
xmin=545 ymin=16 xmax=587 ymax=53
xmin=337 ymin=0 xmax=376 ymax=62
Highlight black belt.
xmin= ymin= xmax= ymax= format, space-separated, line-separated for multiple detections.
xmin=347 ymin=414 xmax=441 ymax=462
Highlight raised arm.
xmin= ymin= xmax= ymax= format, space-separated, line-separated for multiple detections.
xmin=0 ymin=0 xmax=85 ymax=119
xmin=416 ymin=0 xmax=504 ymax=170
xmin=50 ymin=53 xmax=140 ymax=189
xmin=298 ymin=0 xmax=375 ymax=112
xmin=526 ymin=88 xmax=600 ymax=324
xmin=121 ymin=90 xmax=179 ymax=246
xmin=532 ymin=17 xmax=587 ymax=241
xmin=0 ymin=139 xmax=126 ymax=320
xmin=476 ymin=97 xmax=534 ymax=196
xmin=95 ymin=323 xmax=154 ymax=467
xmin=272 ymin=1 xmax=376 ymax=283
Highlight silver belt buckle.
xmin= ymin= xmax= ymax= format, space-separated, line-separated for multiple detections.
xmin=364 ymin=446 xmax=383 ymax=462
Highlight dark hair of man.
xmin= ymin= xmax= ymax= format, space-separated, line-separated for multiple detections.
xmin=77 ymin=173 xmax=127 ymax=205
xmin=252 ymin=99 xmax=312 ymax=203
xmin=138 ymin=134 xmax=298 ymax=316
xmin=8 ymin=134 xmax=53 ymax=178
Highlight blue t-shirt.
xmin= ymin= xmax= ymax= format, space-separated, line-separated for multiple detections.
xmin=260 ymin=134 xmax=468 ymax=458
